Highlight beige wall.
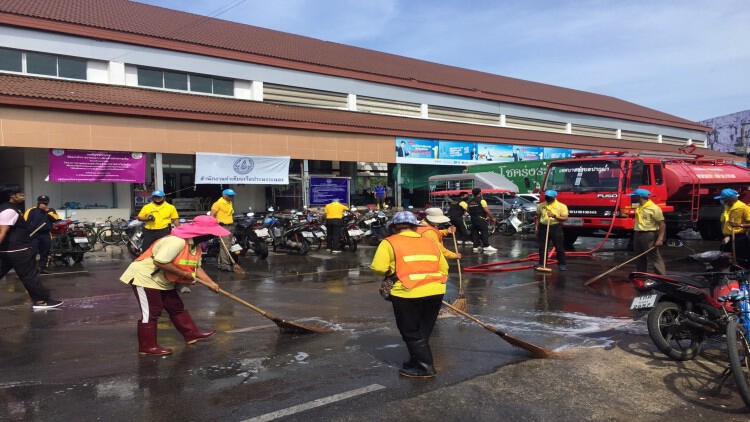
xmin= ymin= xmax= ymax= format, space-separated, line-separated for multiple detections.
xmin=0 ymin=107 xmax=396 ymax=162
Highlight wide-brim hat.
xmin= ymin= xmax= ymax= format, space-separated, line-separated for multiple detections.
xmin=171 ymin=215 xmax=230 ymax=239
xmin=424 ymin=207 xmax=450 ymax=224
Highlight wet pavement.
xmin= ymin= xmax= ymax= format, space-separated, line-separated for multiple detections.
xmin=1 ymin=232 xmax=749 ymax=420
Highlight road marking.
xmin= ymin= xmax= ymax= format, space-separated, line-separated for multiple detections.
xmin=241 ymin=384 xmax=386 ymax=422
xmin=226 ymin=324 xmax=277 ymax=333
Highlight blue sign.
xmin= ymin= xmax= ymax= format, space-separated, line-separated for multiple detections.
xmin=309 ymin=177 xmax=350 ymax=206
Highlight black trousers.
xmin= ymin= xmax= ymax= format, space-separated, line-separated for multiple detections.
xmin=31 ymin=232 xmax=52 ymax=269
xmin=538 ymin=223 xmax=566 ymax=265
xmin=141 ymin=227 xmax=171 ymax=252
xmin=470 ymin=217 xmax=490 ymax=247
xmin=449 ymin=216 xmax=470 ymax=242
xmin=721 ymin=233 xmax=750 ymax=267
xmin=326 ymin=218 xmax=343 ymax=251
xmin=391 ymin=294 xmax=444 ymax=343
xmin=0 ymin=248 xmax=50 ymax=302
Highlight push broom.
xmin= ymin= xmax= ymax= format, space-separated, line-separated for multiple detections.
xmin=450 ymin=231 xmax=468 ymax=312
xmin=218 ymin=236 xmax=247 ymax=275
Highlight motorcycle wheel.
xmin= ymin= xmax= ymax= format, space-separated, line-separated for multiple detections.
xmin=347 ymin=238 xmax=357 ymax=252
xmin=255 ymin=241 xmax=269 ymax=259
xmin=297 ymin=238 xmax=310 ymax=256
xmin=308 ymin=237 xmax=322 ymax=252
xmin=646 ymin=301 xmax=705 ymax=361
xmin=366 ymin=235 xmax=380 ymax=247
xmin=126 ymin=241 xmax=141 ymax=258
xmin=69 ymin=244 xmax=85 ymax=264
xmin=498 ymin=222 xmax=516 ymax=236
xmin=727 ymin=318 xmax=750 ymax=408
xmin=487 ymin=221 xmax=497 ymax=236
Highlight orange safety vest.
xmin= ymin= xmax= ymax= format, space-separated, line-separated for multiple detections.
xmin=135 ymin=235 xmax=201 ymax=284
xmin=386 ymin=233 xmax=447 ymax=290
xmin=416 ymin=225 xmax=442 ymax=240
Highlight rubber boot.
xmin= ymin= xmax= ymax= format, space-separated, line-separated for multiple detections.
xmin=398 ymin=339 xmax=437 ymax=378
xmin=170 ymin=311 xmax=216 ymax=345
xmin=137 ymin=322 xmax=173 ymax=356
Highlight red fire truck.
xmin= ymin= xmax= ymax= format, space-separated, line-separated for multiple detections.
xmin=540 ymin=148 xmax=750 ymax=247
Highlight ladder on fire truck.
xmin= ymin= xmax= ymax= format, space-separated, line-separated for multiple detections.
xmin=673 ymin=160 xmax=702 ymax=222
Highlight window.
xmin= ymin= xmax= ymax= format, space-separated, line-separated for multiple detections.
xmin=136 ymin=67 xmax=234 ymax=96
xmin=58 ymin=57 xmax=86 ymax=79
xmin=24 ymin=52 xmax=86 ymax=79
xmin=0 ymin=48 xmax=22 ymax=72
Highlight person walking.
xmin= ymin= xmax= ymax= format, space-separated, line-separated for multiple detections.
xmin=119 ymin=215 xmax=227 ymax=355
xmin=628 ymin=189 xmax=666 ymax=274
xmin=0 ymin=183 xmax=62 ymax=309
xmin=447 ymin=192 xmax=471 ymax=246
xmin=210 ymin=189 xmax=235 ymax=272
xmin=324 ymin=198 xmax=349 ymax=254
xmin=370 ymin=211 xmax=448 ymax=378
xmin=374 ymin=182 xmax=386 ymax=210
xmin=466 ymin=188 xmax=496 ymax=252
xmin=137 ymin=191 xmax=180 ymax=252
xmin=417 ymin=208 xmax=462 ymax=261
xmin=23 ymin=195 xmax=59 ymax=274
xmin=535 ymin=190 xmax=569 ymax=271
xmin=717 ymin=188 xmax=750 ymax=265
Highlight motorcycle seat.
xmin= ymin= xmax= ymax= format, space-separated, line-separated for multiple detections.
xmin=663 ymin=273 xmax=712 ymax=289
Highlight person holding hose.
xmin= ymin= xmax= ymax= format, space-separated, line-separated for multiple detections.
xmin=120 ymin=215 xmax=227 ymax=355
xmin=717 ymin=188 xmax=750 ymax=266
xmin=370 ymin=211 xmax=448 ymax=378
xmin=535 ymin=190 xmax=568 ymax=271
xmin=629 ymin=189 xmax=666 ymax=275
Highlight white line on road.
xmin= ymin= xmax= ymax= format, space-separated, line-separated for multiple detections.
xmin=241 ymin=384 xmax=386 ymax=422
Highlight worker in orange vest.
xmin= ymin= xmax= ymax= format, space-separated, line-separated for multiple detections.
xmin=416 ymin=208 xmax=462 ymax=260
xmin=370 ymin=211 xmax=448 ymax=378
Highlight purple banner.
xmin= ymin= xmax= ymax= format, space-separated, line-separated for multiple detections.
xmin=49 ymin=149 xmax=146 ymax=183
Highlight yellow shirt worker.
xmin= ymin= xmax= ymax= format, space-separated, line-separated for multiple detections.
xmin=138 ymin=193 xmax=180 ymax=230
xmin=629 ymin=188 xmax=666 ymax=275
xmin=535 ymin=190 xmax=568 ymax=271
xmin=210 ymin=189 xmax=235 ymax=225
xmin=324 ymin=198 xmax=350 ymax=253
xmin=718 ymin=189 xmax=750 ymax=235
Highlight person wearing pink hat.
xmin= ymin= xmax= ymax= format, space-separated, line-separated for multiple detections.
xmin=119 ymin=215 xmax=229 ymax=355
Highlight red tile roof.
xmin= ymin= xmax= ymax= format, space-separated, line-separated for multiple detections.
xmin=0 ymin=0 xmax=709 ymax=132
xmin=0 ymin=74 xmax=730 ymax=160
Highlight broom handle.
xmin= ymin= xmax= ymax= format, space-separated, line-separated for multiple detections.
xmin=194 ymin=276 xmax=272 ymax=318
xmin=583 ymin=246 xmax=656 ymax=285
xmin=442 ymin=300 xmax=489 ymax=327
xmin=732 ymin=229 xmax=737 ymax=264
xmin=542 ymin=216 xmax=551 ymax=267
xmin=218 ymin=236 xmax=242 ymax=271
xmin=451 ymin=231 xmax=463 ymax=291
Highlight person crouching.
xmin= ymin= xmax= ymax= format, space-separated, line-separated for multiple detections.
xmin=370 ymin=211 xmax=448 ymax=378
xmin=119 ymin=215 xmax=228 ymax=355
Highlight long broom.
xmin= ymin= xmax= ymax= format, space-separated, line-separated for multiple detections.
xmin=194 ymin=277 xmax=330 ymax=334
xmin=535 ymin=217 xmax=553 ymax=273
xmin=583 ymin=246 xmax=656 ymax=286
xmin=441 ymin=301 xmax=555 ymax=358
xmin=218 ymin=236 xmax=246 ymax=275
xmin=450 ymin=231 xmax=468 ymax=312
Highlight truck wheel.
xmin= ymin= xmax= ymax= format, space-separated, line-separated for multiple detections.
xmin=697 ymin=219 xmax=722 ymax=241
xmin=562 ymin=230 xmax=578 ymax=249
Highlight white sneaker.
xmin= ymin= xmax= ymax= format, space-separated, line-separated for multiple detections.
xmin=473 ymin=247 xmax=482 ymax=252
xmin=483 ymin=246 xmax=497 ymax=252
xmin=464 ymin=240 xmax=473 ymax=245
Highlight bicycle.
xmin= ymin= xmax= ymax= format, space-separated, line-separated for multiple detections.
xmin=722 ymin=270 xmax=750 ymax=408
xmin=83 ymin=216 xmax=127 ymax=247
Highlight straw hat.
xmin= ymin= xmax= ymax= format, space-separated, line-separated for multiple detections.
xmin=424 ymin=207 xmax=450 ymax=224
xmin=171 ymin=215 xmax=230 ymax=239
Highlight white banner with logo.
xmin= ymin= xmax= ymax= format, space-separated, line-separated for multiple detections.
xmin=195 ymin=153 xmax=290 ymax=185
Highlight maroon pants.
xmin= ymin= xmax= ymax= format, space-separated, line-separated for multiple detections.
xmin=132 ymin=285 xmax=185 ymax=323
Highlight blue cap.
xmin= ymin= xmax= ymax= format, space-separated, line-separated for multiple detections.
xmin=222 ymin=189 xmax=235 ymax=196
xmin=627 ymin=188 xmax=651 ymax=197
xmin=392 ymin=211 xmax=419 ymax=226
xmin=544 ymin=190 xmax=558 ymax=198
xmin=714 ymin=188 xmax=739 ymax=200
xmin=151 ymin=190 xmax=165 ymax=197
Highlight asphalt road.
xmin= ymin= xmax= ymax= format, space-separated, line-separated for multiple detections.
xmin=1 ymin=232 xmax=749 ymax=421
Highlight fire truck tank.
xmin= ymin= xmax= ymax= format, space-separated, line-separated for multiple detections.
xmin=661 ymin=161 xmax=750 ymax=201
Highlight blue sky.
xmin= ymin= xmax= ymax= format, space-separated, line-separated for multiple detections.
xmin=136 ymin=0 xmax=750 ymax=122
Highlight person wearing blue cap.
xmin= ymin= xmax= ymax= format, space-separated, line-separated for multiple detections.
xmin=138 ymin=190 xmax=181 ymax=253
xmin=536 ymin=190 xmax=568 ymax=271
xmin=628 ymin=189 xmax=666 ymax=275
xmin=370 ymin=210 xmax=448 ymax=378
xmin=716 ymin=188 xmax=750 ymax=264
xmin=211 ymin=188 xmax=236 ymax=271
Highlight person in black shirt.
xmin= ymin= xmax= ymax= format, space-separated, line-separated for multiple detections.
xmin=24 ymin=195 xmax=60 ymax=274
xmin=0 ymin=184 xmax=62 ymax=309
xmin=447 ymin=192 xmax=471 ymax=245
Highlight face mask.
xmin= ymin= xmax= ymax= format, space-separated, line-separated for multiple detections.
xmin=546 ymin=198 xmax=554 ymax=203
xmin=720 ymin=199 xmax=726 ymax=206
xmin=193 ymin=235 xmax=214 ymax=244
xmin=152 ymin=198 xmax=164 ymax=204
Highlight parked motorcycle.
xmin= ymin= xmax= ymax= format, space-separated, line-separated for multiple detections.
xmin=124 ymin=218 xmax=144 ymax=257
xmin=233 ymin=212 xmax=269 ymax=259
xmin=361 ymin=211 xmax=389 ymax=246
xmin=496 ymin=205 xmax=534 ymax=236
xmin=49 ymin=212 xmax=91 ymax=265
xmin=629 ymin=250 xmax=740 ymax=361
xmin=265 ymin=214 xmax=310 ymax=255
